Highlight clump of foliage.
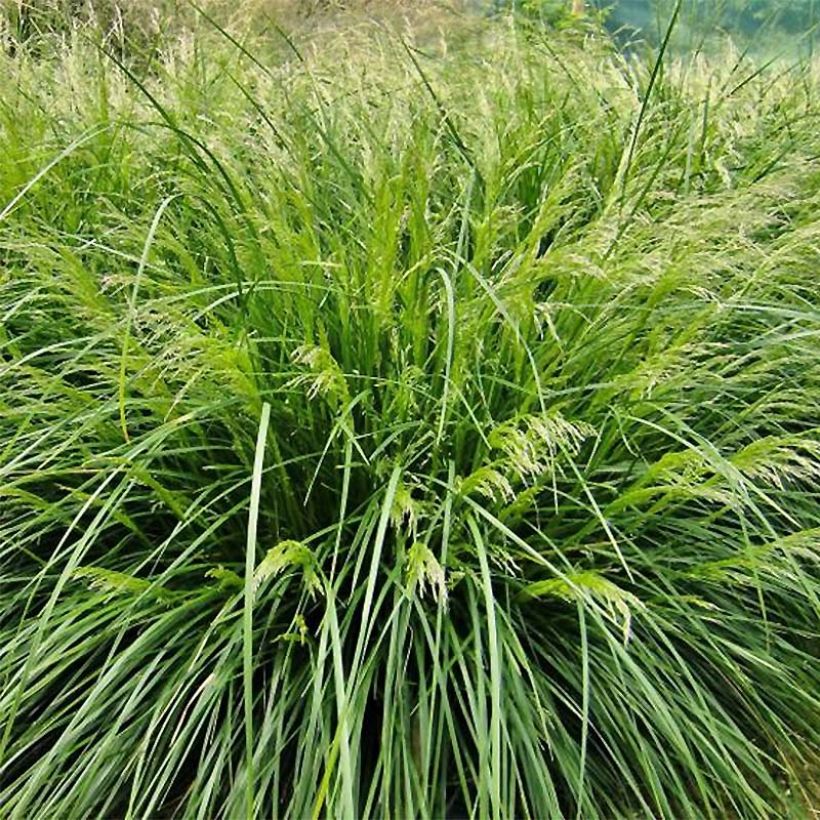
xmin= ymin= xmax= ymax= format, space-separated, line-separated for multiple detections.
xmin=490 ymin=0 xmax=576 ymax=23
xmin=0 ymin=7 xmax=818 ymax=818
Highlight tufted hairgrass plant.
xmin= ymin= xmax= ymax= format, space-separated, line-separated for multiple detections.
xmin=0 ymin=7 xmax=818 ymax=817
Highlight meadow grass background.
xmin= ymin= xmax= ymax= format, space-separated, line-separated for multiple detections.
xmin=0 ymin=2 xmax=818 ymax=817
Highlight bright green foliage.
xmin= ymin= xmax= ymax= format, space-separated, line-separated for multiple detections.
xmin=0 ymin=9 xmax=818 ymax=818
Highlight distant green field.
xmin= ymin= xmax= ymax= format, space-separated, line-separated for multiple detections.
xmin=488 ymin=0 xmax=817 ymax=55
xmin=601 ymin=0 xmax=818 ymax=54
xmin=1 ymin=3 xmax=818 ymax=818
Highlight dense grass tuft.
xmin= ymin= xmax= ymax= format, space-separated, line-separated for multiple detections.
xmin=0 ymin=9 xmax=818 ymax=818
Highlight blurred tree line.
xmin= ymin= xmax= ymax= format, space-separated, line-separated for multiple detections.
xmin=603 ymin=0 xmax=817 ymax=36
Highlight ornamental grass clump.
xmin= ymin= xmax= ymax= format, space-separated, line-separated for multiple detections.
xmin=0 ymin=9 xmax=818 ymax=818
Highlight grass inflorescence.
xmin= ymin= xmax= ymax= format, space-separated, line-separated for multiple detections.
xmin=0 ymin=6 xmax=818 ymax=817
